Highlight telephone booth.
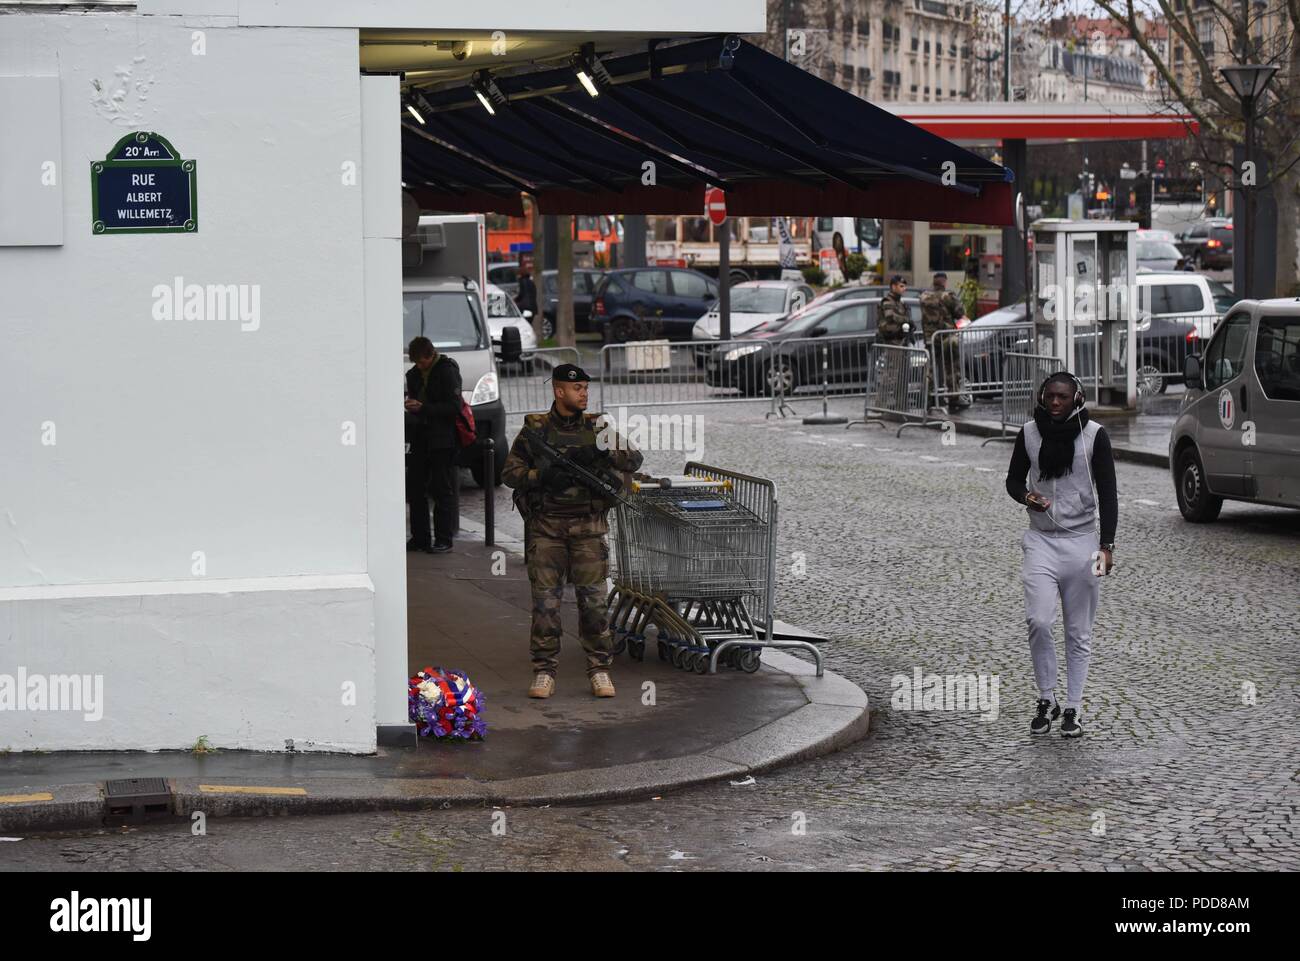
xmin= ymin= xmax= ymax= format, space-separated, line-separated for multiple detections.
xmin=1030 ymin=220 xmax=1138 ymax=408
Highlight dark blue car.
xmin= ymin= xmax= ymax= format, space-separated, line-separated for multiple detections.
xmin=592 ymin=267 xmax=720 ymax=343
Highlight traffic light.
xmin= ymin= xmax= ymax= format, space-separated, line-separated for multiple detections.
xmin=1155 ymin=156 xmax=1166 ymax=173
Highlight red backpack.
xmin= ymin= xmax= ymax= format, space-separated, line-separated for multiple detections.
xmin=455 ymin=397 xmax=476 ymax=448
xmin=432 ymin=354 xmax=476 ymax=448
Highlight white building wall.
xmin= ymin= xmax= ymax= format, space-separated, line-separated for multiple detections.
xmin=0 ymin=14 xmax=378 ymax=752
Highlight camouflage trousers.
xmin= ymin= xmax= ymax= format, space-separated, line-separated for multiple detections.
xmin=524 ymin=512 xmax=613 ymax=677
xmin=924 ymin=332 xmax=964 ymax=406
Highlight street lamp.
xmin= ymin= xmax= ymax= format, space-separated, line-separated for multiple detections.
xmin=1219 ymin=62 xmax=1279 ymax=298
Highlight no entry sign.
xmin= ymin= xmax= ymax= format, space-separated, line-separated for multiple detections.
xmin=704 ymin=187 xmax=726 ymax=225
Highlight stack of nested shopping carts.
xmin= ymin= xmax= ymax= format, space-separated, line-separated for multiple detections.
xmin=607 ymin=463 xmax=777 ymax=674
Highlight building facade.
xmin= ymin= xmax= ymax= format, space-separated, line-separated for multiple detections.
xmin=1018 ymin=15 xmax=1159 ymax=104
xmin=0 ymin=0 xmax=765 ymax=754
xmin=758 ymin=0 xmax=977 ymax=102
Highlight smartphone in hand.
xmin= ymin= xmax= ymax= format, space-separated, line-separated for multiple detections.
xmin=1025 ymin=492 xmax=1050 ymax=512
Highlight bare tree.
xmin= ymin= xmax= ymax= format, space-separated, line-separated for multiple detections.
xmin=1036 ymin=0 xmax=1300 ymax=293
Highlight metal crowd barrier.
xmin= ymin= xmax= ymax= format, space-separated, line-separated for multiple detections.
xmin=764 ymin=334 xmax=875 ymax=417
xmin=498 ymin=346 xmax=580 ymax=414
xmin=598 ymin=339 xmax=778 ymax=413
xmin=928 ymin=323 xmax=1034 ymax=410
xmin=981 ymin=351 xmax=1063 ymax=446
xmin=848 ymin=343 xmax=944 ymax=436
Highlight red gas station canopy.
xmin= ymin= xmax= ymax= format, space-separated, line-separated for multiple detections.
xmin=881 ymin=102 xmax=1199 ymax=147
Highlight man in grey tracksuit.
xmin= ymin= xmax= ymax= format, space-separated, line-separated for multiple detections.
xmin=1005 ymin=372 xmax=1117 ymax=738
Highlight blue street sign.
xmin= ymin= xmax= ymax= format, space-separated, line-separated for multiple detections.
xmin=91 ymin=132 xmax=197 ymax=234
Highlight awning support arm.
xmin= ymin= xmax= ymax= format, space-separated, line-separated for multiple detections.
xmin=402 ymin=122 xmax=537 ymax=194
xmin=630 ymin=83 xmax=873 ymax=192
xmin=430 ymin=114 xmax=601 ymax=194
xmin=527 ymin=97 xmax=729 ymax=188
xmin=594 ymin=83 xmax=817 ymax=186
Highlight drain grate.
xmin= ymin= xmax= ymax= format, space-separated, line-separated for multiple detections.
xmin=103 ymin=777 xmax=173 ymax=823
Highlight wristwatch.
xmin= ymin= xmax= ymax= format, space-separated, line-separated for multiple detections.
xmin=1099 ymin=542 xmax=1115 ymax=553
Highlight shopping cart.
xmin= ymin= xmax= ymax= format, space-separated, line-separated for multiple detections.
xmin=607 ymin=462 xmax=821 ymax=675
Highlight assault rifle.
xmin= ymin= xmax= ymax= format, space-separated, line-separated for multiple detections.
xmin=519 ymin=424 xmax=631 ymax=508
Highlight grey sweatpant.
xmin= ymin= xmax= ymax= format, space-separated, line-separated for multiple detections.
xmin=1022 ymin=529 xmax=1101 ymax=711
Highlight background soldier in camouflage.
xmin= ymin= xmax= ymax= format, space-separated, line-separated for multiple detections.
xmin=920 ymin=271 xmax=969 ymax=412
xmin=876 ymin=274 xmax=911 ymax=346
xmin=503 ymin=364 xmax=642 ymax=699
xmin=874 ymin=275 xmax=912 ymax=410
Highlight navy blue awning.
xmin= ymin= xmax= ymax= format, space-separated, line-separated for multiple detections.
xmin=401 ymin=36 xmax=1013 ymax=225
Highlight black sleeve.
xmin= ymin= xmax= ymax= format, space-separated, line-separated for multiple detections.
xmin=423 ymin=360 xmax=462 ymax=424
xmin=1005 ymin=429 xmax=1030 ymax=505
xmin=1091 ymin=428 xmax=1118 ymax=544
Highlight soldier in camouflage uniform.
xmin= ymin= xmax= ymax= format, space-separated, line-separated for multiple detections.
xmin=875 ymin=275 xmax=911 ymax=346
xmin=874 ymin=275 xmax=912 ymax=410
xmin=502 ymin=364 xmax=643 ymax=699
xmin=919 ymin=271 xmax=969 ymax=411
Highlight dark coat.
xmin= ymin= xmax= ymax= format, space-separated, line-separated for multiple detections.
xmin=515 ymin=274 xmax=538 ymax=315
xmin=406 ymin=354 xmax=462 ymax=450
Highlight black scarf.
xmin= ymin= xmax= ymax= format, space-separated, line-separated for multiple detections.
xmin=1033 ymin=406 xmax=1088 ymax=481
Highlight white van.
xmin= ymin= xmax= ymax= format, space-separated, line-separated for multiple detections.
xmin=402 ymin=276 xmax=506 ymax=487
xmin=1171 ymin=299 xmax=1300 ymax=520
xmin=812 ymin=217 xmax=882 ymax=263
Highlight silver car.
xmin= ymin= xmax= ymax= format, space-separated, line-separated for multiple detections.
xmin=1172 ymin=299 xmax=1300 ymax=520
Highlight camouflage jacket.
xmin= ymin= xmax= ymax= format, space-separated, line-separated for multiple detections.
xmin=876 ymin=292 xmax=910 ymax=345
xmin=919 ymin=287 xmax=964 ymax=340
xmin=503 ymin=405 xmax=643 ymax=517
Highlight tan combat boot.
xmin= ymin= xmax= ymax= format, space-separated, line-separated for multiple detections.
xmin=590 ymin=671 xmax=616 ymax=698
xmin=528 ymin=673 xmax=555 ymax=699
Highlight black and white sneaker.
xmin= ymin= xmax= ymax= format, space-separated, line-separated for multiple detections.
xmin=1030 ymin=698 xmax=1060 ymax=735
xmin=1060 ymin=709 xmax=1083 ymax=738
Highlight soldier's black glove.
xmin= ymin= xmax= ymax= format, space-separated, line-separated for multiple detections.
xmin=569 ymin=445 xmax=611 ymax=470
xmin=540 ymin=464 xmax=574 ymax=493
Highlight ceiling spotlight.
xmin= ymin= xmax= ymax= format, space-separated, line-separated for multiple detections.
xmin=472 ymin=71 xmax=506 ymax=116
xmin=572 ymin=43 xmax=612 ymax=97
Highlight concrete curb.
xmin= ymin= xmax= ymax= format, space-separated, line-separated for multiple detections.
xmin=950 ymin=417 xmax=1170 ymax=469
xmin=0 ymin=652 xmax=869 ymax=832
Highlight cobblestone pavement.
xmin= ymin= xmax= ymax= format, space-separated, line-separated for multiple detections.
xmin=6 ymin=399 xmax=1297 ymax=871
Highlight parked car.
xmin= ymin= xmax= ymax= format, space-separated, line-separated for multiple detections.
xmin=703 ymin=296 xmax=921 ymax=396
xmin=402 ymin=276 xmax=507 ymax=487
xmin=540 ymin=268 xmax=604 ymax=338
xmin=592 ymin=267 xmax=720 ymax=343
xmin=1136 ymin=239 xmax=1189 ymax=272
xmin=691 ymin=280 xmax=815 ymax=341
xmin=1079 ymin=273 xmax=1218 ymax=396
xmin=486 ymin=261 xmax=520 ymax=297
xmin=1131 ymin=315 xmax=1204 ymax=396
xmin=957 ymin=303 xmax=1033 ymax=395
xmin=1172 ymin=299 xmax=1300 ymax=520
xmin=1177 ymin=221 xmax=1234 ymax=270
xmin=1135 ymin=228 xmax=1178 ymax=245
xmin=484 ymin=282 xmax=538 ymax=365
xmin=1206 ymin=277 xmax=1236 ymax=315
